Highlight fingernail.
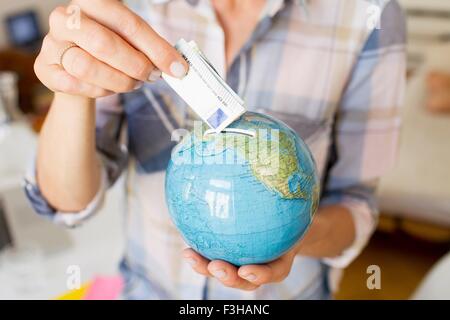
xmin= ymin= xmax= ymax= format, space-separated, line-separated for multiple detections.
xmin=185 ymin=257 xmax=197 ymax=267
xmin=242 ymin=273 xmax=257 ymax=282
xmin=134 ymin=81 xmax=144 ymax=90
xmin=148 ymin=68 xmax=162 ymax=82
xmin=212 ymin=269 xmax=227 ymax=280
xmin=170 ymin=61 xmax=187 ymax=79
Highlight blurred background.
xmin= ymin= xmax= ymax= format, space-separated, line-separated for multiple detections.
xmin=0 ymin=0 xmax=449 ymax=300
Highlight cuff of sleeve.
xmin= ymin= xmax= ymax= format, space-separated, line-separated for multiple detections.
xmin=322 ymin=198 xmax=377 ymax=269
xmin=24 ymin=158 xmax=108 ymax=228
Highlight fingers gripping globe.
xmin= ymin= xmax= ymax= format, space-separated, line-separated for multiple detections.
xmin=165 ymin=112 xmax=320 ymax=266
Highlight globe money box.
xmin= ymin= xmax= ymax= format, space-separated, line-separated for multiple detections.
xmin=165 ymin=112 xmax=320 ymax=266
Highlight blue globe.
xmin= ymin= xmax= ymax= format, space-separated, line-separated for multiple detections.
xmin=165 ymin=112 xmax=320 ymax=266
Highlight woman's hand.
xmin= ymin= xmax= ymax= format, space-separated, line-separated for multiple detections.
xmin=183 ymin=205 xmax=356 ymax=291
xmin=34 ymin=0 xmax=188 ymax=98
xmin=183 ymin=246 xmax=299 ymax=291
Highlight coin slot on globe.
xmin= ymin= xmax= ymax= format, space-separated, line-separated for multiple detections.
xmin=165 ymin=112 xmax=320 ymax=266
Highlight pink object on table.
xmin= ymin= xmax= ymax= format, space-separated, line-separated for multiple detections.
xmin=84 ymin=276 xmax=124 ymax=300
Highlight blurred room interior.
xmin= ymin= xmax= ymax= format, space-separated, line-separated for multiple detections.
xmin=0 ymin=0 xmax=449 ymax=300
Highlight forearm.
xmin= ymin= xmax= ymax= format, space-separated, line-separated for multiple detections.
xmin=37 ymin=93 xmax=101 ymax=212
xmin=297 ymin=204 xmax=356 ymax=258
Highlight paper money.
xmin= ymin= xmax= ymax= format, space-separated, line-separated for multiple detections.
xmin=162 ymin=39 xmax=246 ymax=133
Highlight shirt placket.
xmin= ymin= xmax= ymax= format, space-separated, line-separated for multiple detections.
xmin=226 ymin=3 xmax=286 ymax=98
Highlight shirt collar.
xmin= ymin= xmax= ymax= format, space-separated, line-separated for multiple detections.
xmin=148 ymin=0 xmax=308 ymax=16
xmin=147 ymin=0 xmax=198 ymax=5
xmin=264 ymin=0 xmax=307 ymax=17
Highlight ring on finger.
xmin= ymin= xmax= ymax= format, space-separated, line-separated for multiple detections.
xmin=58 ymin=43 xmax=79 ymax=69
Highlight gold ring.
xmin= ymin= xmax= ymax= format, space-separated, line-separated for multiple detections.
xmin=59 ymin=43 xmax=79 ymax=68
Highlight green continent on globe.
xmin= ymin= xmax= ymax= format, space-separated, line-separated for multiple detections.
xmin=193 ymin=114 xmax=311 ymax=201
xmin=248 ymin=130 xmax=308 ymax=200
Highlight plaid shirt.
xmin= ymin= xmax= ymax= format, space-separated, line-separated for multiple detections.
xmin=25 ymin=0 xmax=406 ymax=299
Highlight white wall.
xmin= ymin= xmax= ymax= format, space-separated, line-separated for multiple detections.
xmin=0 ymin=0 xmax=66 ymax=48
xmin=399 ymin=0 xmax=450 ymax=11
